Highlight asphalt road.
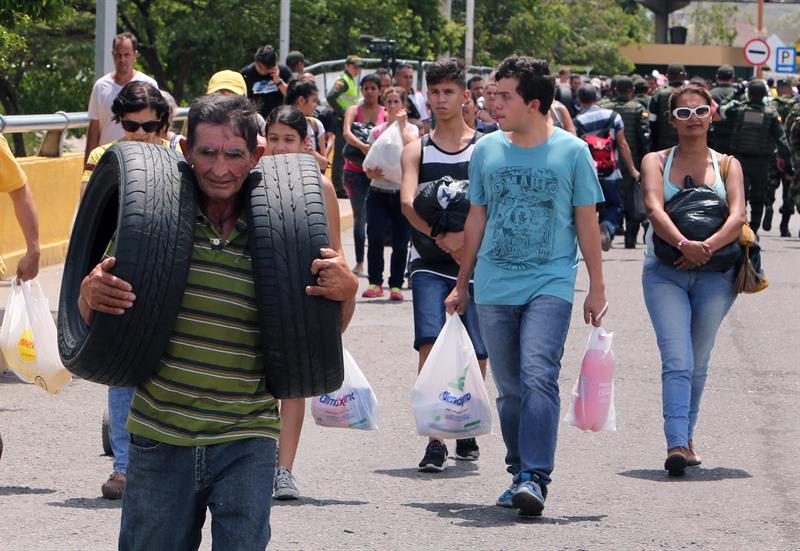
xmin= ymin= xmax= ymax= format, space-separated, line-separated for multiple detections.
xmin=1 ymin=217 xmax=799 ymax=550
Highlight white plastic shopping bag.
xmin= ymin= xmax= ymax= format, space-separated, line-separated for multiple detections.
xmin=565 ymin=327 xmax=616 ymax=432
xmin=311 ymin=348 xmax=379 ymax=430
xmin=411 ymin=315 xmax=492 ymax=439
xmin=362 ymin=122 xmax=404 ymax=184
xmin=0 ymin=279 xmax=71 ymax=394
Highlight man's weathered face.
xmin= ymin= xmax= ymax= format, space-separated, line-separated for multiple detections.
xmin=183 ymin=123 xmax=263 ymax=202
xmin=112 ymin=38 xmax=138 ymax=75
xmin=396 ymin=68 xmax=414 ymax=92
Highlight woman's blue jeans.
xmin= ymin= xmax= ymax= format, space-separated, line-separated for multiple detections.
xmin=109 ymin=385 xmax=135 ymax=473
xmin=642 ymin=255 xmax=736 ymax=450
xmin=476 ymin=295 xmax=573 ymax=490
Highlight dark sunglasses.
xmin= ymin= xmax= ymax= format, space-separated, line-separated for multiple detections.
xmin=120 ymin=119 xmax=161 ymax=133
xmin=672 ymin=105 xmax=711 ymax=120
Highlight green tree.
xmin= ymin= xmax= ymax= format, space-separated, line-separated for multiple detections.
xmin=687 ymin=3 xmax=739 ymax=46
xmin=453 ymin=0 xmax=651 ymax=74
xmin=0 ymin=0 xmax=94 ymax=155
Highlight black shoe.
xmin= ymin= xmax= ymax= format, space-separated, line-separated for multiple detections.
xmin=780 ymin=225 xmax=791 ymax=237
xmin=455 ymin=438 xmax=480 ymax=460
xmin=762 ymin=207 xmax=773 ymax=231
xmin=418 ymin=440 xmax=448 ymax=472
xmin=664 ymin=448 xmax=688 ymax=477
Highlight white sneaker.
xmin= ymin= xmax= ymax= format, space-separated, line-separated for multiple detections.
xmin=273 ymin=467 xmax=300 ymax=500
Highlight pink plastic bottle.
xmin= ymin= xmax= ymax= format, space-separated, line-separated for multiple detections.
xmin=573 ymin=329 xmax=615 ymax=432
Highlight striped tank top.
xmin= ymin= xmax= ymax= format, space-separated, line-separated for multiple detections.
xmin=409 ymin=131 xmax=481 ymax=279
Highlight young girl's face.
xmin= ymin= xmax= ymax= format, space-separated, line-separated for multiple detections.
xmin=266 ymin=122 xmax=303 ymax=155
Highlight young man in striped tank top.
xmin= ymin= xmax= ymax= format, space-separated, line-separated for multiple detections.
xmin=400 ymin=58 xmax=489 ymax=472
xmin=78 ymin=94 xmax=357 ymax=549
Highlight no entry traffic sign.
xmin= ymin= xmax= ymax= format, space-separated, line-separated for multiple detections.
xmin=744 ymin=38 xmax=770 ymax=66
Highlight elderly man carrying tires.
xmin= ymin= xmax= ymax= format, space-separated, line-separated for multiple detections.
xmin=77 ymin=94 xmax=357 ymax=550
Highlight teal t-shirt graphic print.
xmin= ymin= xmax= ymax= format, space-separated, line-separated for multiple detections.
xmin=468 ymin=128 xmax=604 ymax=306
xmin=488 ymin=167 xmax=559 ymax=269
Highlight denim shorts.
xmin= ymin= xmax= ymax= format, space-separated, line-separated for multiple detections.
xmin=411 ymin=270 xmax=488 ymax=359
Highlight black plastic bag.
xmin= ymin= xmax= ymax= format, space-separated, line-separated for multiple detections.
xmin=412 ymin=176 xmax=470 ymax=237
xmin=342 ymin=121 xmax=373 ymax=164
xmin=653 ymin=180 xmax=740 ymax=271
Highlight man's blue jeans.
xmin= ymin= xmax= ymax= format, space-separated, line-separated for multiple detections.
xmin=109 ymin=386 xmax=135 ymax=473
xmin=599 ymin=176 xmax=622 ymax=236
xmin=476 ymin=295 xmax=573 ymax=490
xmin=119 ymin=435 xmax=277 ymax=550
xmin=642 ymin=256 xmax=736 ymax=449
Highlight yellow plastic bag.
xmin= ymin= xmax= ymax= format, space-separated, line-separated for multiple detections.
xmin=0 ymin=279 xmax=71 ymax=394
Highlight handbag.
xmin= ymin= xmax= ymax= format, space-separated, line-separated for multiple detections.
xmin=652 ymin=151 xmax=740 ymax=271
xmin=342 ymin=121 xmax=373 ymax=164
xmin=734 ymin=222 xmax=768 ymax=293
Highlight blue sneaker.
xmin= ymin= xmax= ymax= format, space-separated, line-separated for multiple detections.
xmin=511 ymin=472 xmax=545 ymax=516
xmin=495 ymin=482 xmax=518 ymax=508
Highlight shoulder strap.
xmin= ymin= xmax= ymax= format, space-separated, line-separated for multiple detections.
xmin=721 ymin=154 xmax=732 ymax=181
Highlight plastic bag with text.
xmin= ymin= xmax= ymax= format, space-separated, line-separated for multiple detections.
xmin=412 ymin=315 xmax=492 ymax=439
xmin=565 ymin=327 xmax=616 ymax=432
xmin=311 ymin=348 xmax=379 ymax=430
xmin=0 ymin=279 xmax=71 ymax=394
xmin=362 ymin=122 xmax=404 ymax=184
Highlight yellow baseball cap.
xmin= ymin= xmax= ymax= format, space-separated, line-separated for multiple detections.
xmin=207 ymin=70 xmax=247 ymax=96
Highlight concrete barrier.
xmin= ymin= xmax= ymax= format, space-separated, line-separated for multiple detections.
xmin=0 ymin=153 xmax=83 ymax=280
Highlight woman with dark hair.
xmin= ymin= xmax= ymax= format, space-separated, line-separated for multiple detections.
xmin=80 ymin=79 xmax=175 ymax=501
xmin=640 ymin=83 xmax=744 ymax=476
xmin=82 ymin=81 xmax=171 ymax=197
xmin=361 ymin=86 xmax=418 ymax=300
xmin=285 ymin=79 xmax=328 ymax=170
xmin=263 ymin=105 xmax=344 ymax=501
xmin=342 ymin=73 xmax=385 ymax=276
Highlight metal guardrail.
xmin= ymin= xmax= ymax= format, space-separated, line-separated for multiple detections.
xmin=0 ymin=108 xmax=189 ymax=157
xmin=2 ymin=57 xmax=494 ymax=157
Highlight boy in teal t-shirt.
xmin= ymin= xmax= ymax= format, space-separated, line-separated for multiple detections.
xmin=446 ymin=55 xmax=608 ymax=517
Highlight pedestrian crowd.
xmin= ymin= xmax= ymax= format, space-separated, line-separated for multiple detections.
xmin=1 ymin=30 xmax=798 ymax=549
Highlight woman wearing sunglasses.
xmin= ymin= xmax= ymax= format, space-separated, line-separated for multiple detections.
xmin=80 ymin=80 xmax=172 ymax=500
xmin=82 ymin=81 xmax=172 ymax=198
xmin=640 ymin=84 xmax=745 ymax=476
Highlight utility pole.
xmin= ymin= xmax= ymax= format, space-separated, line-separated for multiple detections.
xmin=279 ymin=0 xmax=291 ymax=65
xmin=756 ymin=0 xmax=765 ymax=78
xmin=465 ymin=0 xmax=474 ymax=66
xmin=95 ymin=0 xmax=117 ymax=79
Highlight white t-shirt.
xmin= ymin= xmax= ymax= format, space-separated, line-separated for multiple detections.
xmin=306 ymin=117 xmax=326 ymax=153
xmin=411 ymin=90 xmax=431 ymax=122
xmin=87 ymin=71 xmax=159 ymax=146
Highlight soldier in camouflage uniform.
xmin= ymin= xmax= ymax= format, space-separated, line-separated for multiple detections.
xmin=787 ymin=101 xmax=800 ymax=236
xmin=648 ymin=64 xmax=686 ymax=152
xmin=709 ymin=65 xmax=738 ymax=155
xmin=768 ymin=79 xmax=797 ymax=236
xmin=633 ymin=77 xmax=650 ymax=111
xmin=604 ymin=76 xmax=651 ymax=247
xmin=722 ymin=80 xmax=794 ymax=233
xmin=598 ymin=75 xmax=619 ymax=109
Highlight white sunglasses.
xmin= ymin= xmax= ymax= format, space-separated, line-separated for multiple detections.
xmin=672 ymin=105 xmax=712 ymax=120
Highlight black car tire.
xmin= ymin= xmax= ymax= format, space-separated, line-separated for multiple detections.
xmin=245 ymin=153 xmax=343 ymax=399
xmin=57 ymin=142 xmax=196 ymax=386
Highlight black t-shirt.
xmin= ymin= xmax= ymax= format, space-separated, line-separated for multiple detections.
xmin=314 ymin=105 xmax=335 ymax=134
xmin=240 ymin=63 xmax=292 ymax=118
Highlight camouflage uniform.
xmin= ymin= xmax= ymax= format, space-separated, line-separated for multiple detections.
xmin=768 ymin=96 xmax=797 ymax=235
xmin=709 ymin=83 xmax=737 ymax=154
xmin=648 ymin=81 xmax=683 ymax=152
xmin=605 ymin=95 xmax=650 ymax=247
xmin=723 ymin=100 xmax=794 ymax=232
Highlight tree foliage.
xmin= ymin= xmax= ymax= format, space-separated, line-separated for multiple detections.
xmin=454 ymin=0 xmax=652 ymax=74
xmin=0 ymin=0 xmax=654 ymax=154
xmin=687 ymin=3 xmax=739 ymax=47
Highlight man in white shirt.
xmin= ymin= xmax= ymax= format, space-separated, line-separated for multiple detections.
xmin=395 ymin=63 xmax=431 ymax=133
xmin=84 ymin=32 xmax=158 ymax=163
